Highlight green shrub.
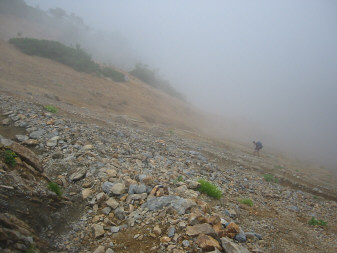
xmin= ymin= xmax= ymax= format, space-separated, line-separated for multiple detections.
xmin=4 ymin=150 xmax=18 ymax=166
xmin=197 ymin=179 xmax=222 ymax=199
xmin=47 ymin=182 xmax=62 ymax=197
xmin=308 ymin=217 xmax=327 ymax=226
xmin=100 ymin=66 xmax=125 ymax=82
xmin=130 ymin=63 xmax=185 ymax=100
xmin=263 ymin=174 xmax=279 ymax=183
xmin=238 ymin=198 xmax=253 ymax=206
xmin=44 ymin=105 xmax=57 ymax=113
xmin=9 ymin=38 xmax=125 ymax=82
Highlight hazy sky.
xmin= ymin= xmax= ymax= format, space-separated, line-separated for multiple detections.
xmin=25 ymin=0 xmax=337 ymax=170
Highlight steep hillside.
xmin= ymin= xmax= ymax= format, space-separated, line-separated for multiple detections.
xmin=0 ymin=40 xmax=202 ymax=131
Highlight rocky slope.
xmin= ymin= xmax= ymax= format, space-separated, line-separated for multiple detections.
xmin=0 ymin=94 xmax=336 ymax=253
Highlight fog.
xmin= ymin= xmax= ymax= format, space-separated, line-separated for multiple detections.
xmin=24 ymin=0 xmax=337 ymax=171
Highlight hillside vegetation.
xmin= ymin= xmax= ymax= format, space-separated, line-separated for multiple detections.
xmin=130 ymin=63 xmax=185 ymax=100
xmin=9 ymin=37 xmax=125 ymax=82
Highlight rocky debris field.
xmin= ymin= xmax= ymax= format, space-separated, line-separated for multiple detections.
xmin=0 ymin=94 xmax=336 ymax=253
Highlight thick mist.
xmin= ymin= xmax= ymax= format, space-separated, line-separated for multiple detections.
xmin=25 ymin=0 xmax=337 ymax=171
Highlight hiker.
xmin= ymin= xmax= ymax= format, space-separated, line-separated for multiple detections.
xmin=253 ymin=141 xmax=263 ymax=156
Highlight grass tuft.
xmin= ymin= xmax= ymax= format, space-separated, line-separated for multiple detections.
xmin=238 ymin=198 xmax=254 ymax=206
xmin=197 ymin=179 xmax=222 ymax=199
xmin=4 ymin=150 xmax=18 ymax=166
xmin=263 ymin=173 xmax=279 ymax=183
xmin=44 ymin=105 xmax=58 ymax=113
xmin=308 ymin=217 xmax=327 ymax=226
xmin=47 ymin=182 xmax=62 ymax=197
xmin=173 ymin=175 xmax=184 ymax=185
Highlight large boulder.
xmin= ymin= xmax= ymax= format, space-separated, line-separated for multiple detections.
xmin=186 ymin=223 xmax=217 ymax=237
xmin=9 ymin=142 xmax=43 ymax=172
xmin=195 ymin=234 xmax=222 ymax=251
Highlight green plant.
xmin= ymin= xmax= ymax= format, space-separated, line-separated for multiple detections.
xmin=47 ymin=182 xmax=62 ymax=197
xmin=173 ymin=175 xmax=184 ymax=184
xmin=4 ymin=150 xmax=18 ymax=166
xmin=308 ymin=217 xmax=327 ymax=226
xmin=263 ymin=174 xmax=279 ymax=183
xmin=100 ymin=66 xmax=125 ymax=82
xmin=44 ymin=105 xmax=58 ymax=113
xmin=238 ymin=198 xmax=254 ymax=206
xmin=25 ymin=244 xmax=39 ymax=253
xmin=197 ymin=179 xmax=222 ymax=199
xmin=129 ymin=63 xmax=185 ymax=100
xmin=9 ymin=38 xmax=125 ymax=82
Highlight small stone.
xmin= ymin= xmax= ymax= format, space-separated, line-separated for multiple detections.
xmin=82 ymin=188 xmax=92 ymax=199
xmin=92 ymin=224 xmax=105 ymax=238
xmin=160 ymin=236 xmax=171 ymax=243
xmin=106 ymin=169 xmax=117 ymax=177
xmin=15 ymin=135 xmax=29 ymax=142
xmin=168 ymin=226 xmax=175 ymax=237
xmin=234 ymin=228 xmax=246 ymax=242
xmin=185 ymin=180 xmax=200 ymax=189
xmin=129 ymin=184 xmax=147 ymax=194
xmin=69 ymin=168 xmax=87 ymax=181
xmin=167 ymin=245 xmax=176 ymax=251
xmin=96 ymin=192 xmax=108 ymax=204
xmin=24 ymin=139 xmax=39 ymax=146
xmin=46 ymin=136 xmax=60 ymax=147
xmin=225 ymin=209 xmax=237 ymax=219
xmin=2 ymin=118 xmax=10 ymax=126
xmin=82 ymin=144 xmax=93 ymax=150
xmin=114 ymin=207 xmax=125 ymax=220
xmin=102 ymin=207 xmax=112 ymax=215
xmin=106 ymin=198 xmax=119 ymax=209
xmin=182 ymin=240 xmax=190 ymax=247
xmin=111 ymin=182 xmax=126 ymax=195
xmin=195 ymin=234 xmax=222 ymax=251
xmin=254 ymin=233 xmax=262 ymax=240
xmin=153 ymin=225 xmax=162 ymax=235
xmin=224 ymin=222 xmax=240 ymax=239
xmin=178 ymin=221 xmax=186 ymax=228
xmin=93 ymin=245 xmax=105 ymax=253
xmin=111 ymin=226 xmax=120 ymax=233
xmin=29 ymin=130 xmax=44 ymax=139
xmin=52 ymin=152 xmax=63 ymax=159
xmin=105 ymin=249 xmax=114 ymax=253
xmin=102 ymin=181 xmax=114 ymax=194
